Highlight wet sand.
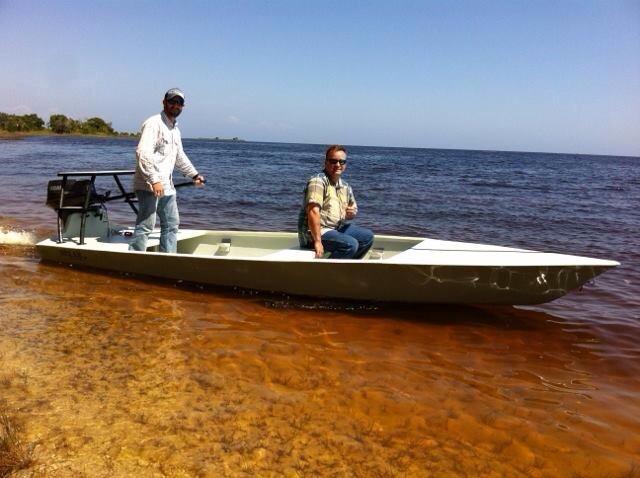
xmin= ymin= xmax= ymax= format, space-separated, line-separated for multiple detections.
xmin=1 ymin=245 xmax=638 ymax=477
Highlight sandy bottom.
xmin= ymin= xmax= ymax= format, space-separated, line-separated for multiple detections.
xmin=1 ymin=247 xmax=639 ymax=477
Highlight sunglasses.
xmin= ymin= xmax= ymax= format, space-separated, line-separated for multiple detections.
xmin=327 ymin=159 xmax=347 ymax=165
xmin=167 ymin=98 xmax=184 ymax=106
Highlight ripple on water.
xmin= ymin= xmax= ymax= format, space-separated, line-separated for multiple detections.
xmin=0 ymin=139 xmax=638 ymax=476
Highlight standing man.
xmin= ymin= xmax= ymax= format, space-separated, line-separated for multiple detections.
xmin=129 ymin=88 xmax=205 ymax=253
xmin=298 ymin=145 xmax=374 ymax=259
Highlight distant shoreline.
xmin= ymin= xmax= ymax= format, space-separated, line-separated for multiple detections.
xmin=191 ymin=137 xmax=246 ymax=142
xmin=0 ymin=131 xmax=246 ymax=142
xmin=0 ymin=130 xmax=137 ymax=141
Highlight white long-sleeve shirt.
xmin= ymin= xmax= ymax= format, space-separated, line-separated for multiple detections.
xmin=133 ymin=111 xmax=198 ymax=195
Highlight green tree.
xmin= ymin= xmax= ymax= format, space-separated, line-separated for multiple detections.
xmin=1 ymin=111 xmax=121 ymax=135
xmin=0 ymin=112 xmax=9 ymax=130
xmin=0 ymin=112 xmax=45 ymax=131
xmin=49 ymin=114 xmax=74 ymax=134
xmin=79 ymin=117 xmax=115 ymax=135
xmin=22 ymin=114 xmax=44 ymax=130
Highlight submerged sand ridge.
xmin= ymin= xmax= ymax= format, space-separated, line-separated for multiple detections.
xmin=0 ymin=247 xmax=639 ymax=477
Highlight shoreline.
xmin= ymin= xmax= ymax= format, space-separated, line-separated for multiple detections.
xmin=0 ymin=131 xmax=246 ymax=142
xmin=0 ymin=130 xmax=137 ymax=141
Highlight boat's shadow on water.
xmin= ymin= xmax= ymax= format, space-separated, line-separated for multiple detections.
xmin=265 ymin=295 xmax=553 ymax=331
xmin=38 ymin=259 xmax=555 ymax=331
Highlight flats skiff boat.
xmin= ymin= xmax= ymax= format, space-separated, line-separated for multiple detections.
xmin=35 ymin=170 xmax=619 ymax=305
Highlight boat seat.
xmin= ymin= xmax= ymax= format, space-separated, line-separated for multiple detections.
xmin=263 ymin=248 xmax=316 ymax=261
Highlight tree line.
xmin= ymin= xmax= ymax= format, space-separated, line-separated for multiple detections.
xmin=0 ymin=112 xmax=135 ymax=136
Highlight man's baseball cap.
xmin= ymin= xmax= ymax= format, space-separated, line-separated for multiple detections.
xmin=164 ymin=88 xmax=185 ymax=101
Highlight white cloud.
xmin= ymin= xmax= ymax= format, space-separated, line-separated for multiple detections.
xmin=226 ymin=115 xmax=240 ymax=124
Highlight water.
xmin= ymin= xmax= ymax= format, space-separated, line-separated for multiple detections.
xmin=0 ymin=136 xmax=638 ymax=476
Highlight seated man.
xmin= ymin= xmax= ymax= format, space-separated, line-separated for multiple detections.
xmin=297 ymin=145 xmax=374 ymax=259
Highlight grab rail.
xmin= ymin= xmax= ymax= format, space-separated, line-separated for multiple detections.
xmin=55 ymin=170 xmax=138 ymax=245
xmin=54 ymin=170 xmax=196 ymax=245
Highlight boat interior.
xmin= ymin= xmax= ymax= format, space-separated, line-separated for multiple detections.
xmin=168 ymin=232 xmax=423 ymax=260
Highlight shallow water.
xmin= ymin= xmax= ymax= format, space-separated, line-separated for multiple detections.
xmin=0 ymin=137 xmax=638 ymax=476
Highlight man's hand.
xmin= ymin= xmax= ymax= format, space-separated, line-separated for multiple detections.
xmin=306 ymin=204 xmax=324 ymax=258
xmin=345 ymin=205 xmax=357 ymax=220
xmin=313 ymin=240 xmax=324 ymax=259
xmin=193 ymin=174 xmax=206 ymax=187
xmin=151 ymin=182 xmax=164 ymax=197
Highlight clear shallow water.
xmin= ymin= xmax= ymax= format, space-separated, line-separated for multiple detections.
xmin=0 ymin=136 xmax=638 ymax=476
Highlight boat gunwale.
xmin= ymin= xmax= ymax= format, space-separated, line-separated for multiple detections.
xmin=35 ymin=232 xmax=621 ymax=268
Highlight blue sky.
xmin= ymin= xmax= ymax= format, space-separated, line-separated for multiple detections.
xmin=1 ymin=0 xmax=638 ymax=156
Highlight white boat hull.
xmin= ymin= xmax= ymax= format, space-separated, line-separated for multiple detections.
xmin=36 ymin=222 xmax=619 ymax=305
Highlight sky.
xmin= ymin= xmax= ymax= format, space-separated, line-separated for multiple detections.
xmin=1 ymin=0 xmax=638 ymax=156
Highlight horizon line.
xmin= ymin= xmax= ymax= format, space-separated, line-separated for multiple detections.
xmin=182 ymin=137 xmax=640 ymax=159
